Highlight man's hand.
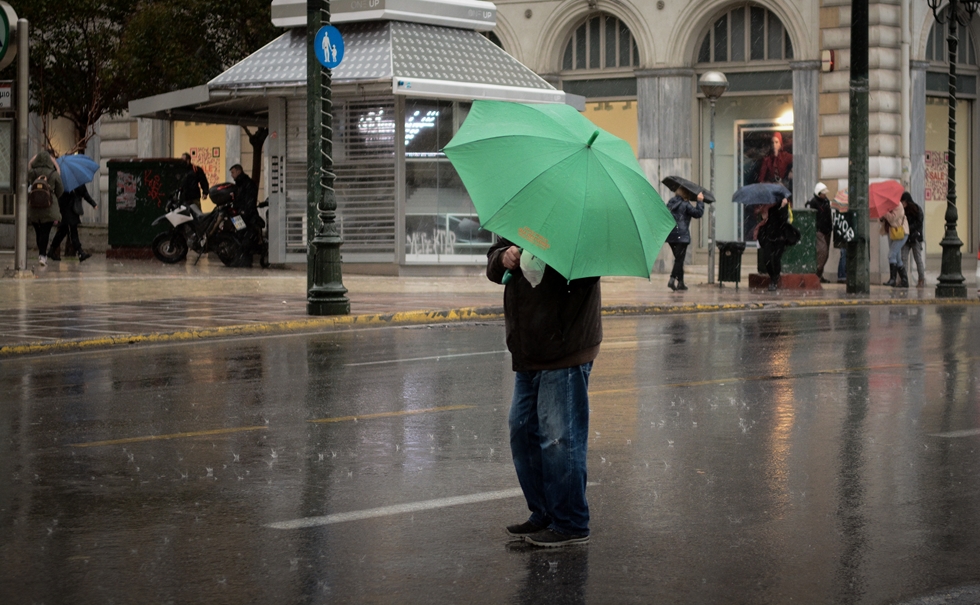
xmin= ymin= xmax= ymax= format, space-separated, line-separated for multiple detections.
xmin=502 ymin=245 xmax=521 ymax=270
xmin=696 ymin=192 xmax=704 ymax=202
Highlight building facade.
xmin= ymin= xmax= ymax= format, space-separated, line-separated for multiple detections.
xmin=490 ymin=0 xmax=977 ymax=274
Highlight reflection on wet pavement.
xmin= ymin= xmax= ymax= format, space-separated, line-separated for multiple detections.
xmin=2 ymin=307 xmax=980 ymax=604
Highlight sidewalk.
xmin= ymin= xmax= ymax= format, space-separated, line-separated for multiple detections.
xmin=1 ymin=254 xmax=977 ymax=355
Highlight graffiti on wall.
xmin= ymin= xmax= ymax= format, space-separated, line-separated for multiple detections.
xmin=407 ymin=229 xmax=457 ymax=255
xmin=925 ymin=150 xmax=948 ymax=202
xmin=190 ymin=147 xmax=222 ymax=190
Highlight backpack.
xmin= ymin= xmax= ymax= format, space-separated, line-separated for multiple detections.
xmin=28 ymin=175 xmax=53 ymax=209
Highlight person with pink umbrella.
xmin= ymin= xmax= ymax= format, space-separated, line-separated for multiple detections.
xmin=872 ymin=181 xmax=909 ymax=287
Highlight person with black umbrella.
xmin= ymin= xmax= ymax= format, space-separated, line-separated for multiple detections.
xmin=665 ymin=187 xmax=705 ymax=291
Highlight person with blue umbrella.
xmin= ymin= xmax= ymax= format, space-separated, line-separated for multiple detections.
xmin=48 ymin=153 xmax=98 ymax=263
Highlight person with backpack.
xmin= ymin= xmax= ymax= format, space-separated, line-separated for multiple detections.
xmin=48 ymin=184 xmax=97 ymax=263
xmin=27 ymin=150 xmax=64 ymax=267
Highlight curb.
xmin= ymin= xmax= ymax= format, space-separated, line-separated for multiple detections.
xmin=2 ymin=298 xmax=978 ymax=358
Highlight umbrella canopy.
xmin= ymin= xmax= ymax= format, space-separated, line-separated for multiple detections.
xmin=832 ymin=189 xmax=849 ymax=212
xmin=443 ymin=100 xmax=676 ymax=281
xmin=868 ymin=180 xmax=903 ymax=219
xmin=732 ymin=183 xmax=791 ymax=206
xmin=661 ymin=175 xmax=716 ymax=203
xmin=56 ymin=154 xmax=100 ymax=192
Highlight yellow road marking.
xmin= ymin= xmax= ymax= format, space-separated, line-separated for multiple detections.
xmin=69 ymin=425 xmax=269 ymax=448
xmin=308 ymin=404 xmax=475 ymax=424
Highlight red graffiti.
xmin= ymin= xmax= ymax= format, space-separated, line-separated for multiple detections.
xmin=145 ymin=170 xmax=165 ymax=207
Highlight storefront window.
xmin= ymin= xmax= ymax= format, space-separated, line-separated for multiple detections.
xmin=404 ymin=99 xmax=492 ymax=262
xmin=924 ymin=96 xmax=972 ymax=255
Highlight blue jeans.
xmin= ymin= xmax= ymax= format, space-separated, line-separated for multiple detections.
xmin=510 ymin=363 xmax=592 ymax=536
xmin=837 ymin=248 xmax=847 ymax=280
xmin=888 ymin=236 xmax=908 ymax=267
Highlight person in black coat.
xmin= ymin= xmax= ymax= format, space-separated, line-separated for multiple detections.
xmin=900 ymin=192 xmax=926 ymax=287
xmin=755 ymin=196 xmax=798 ymax=291
xmin=664 ymin=187 xmax=705 ymax=291
xmin=805 ymin=182 xmax=832 ymax=283
xmin=179 ymin=152 xmax=210 ymax=204
xmin=48 ymin=185 xmax=97 ymax=262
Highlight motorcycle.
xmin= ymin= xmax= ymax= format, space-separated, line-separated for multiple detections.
xmin=151 ymin=183 xmax=246 ymax=267
xmin=220 ymin=198 xmax=270 ymax=268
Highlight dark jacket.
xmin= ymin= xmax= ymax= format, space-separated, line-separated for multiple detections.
xmin=805 ymin=194 xmax=832 ymax=236
xmin=904 ymin=201 xmax=923 ymax=244
xmin=665 ymin=196 xmax=705 ymax=244
xmin=179 ymin=164 xmax=210 ymax=202
xmin=487 ymin=239 xmax=602 ymax=372
xmin=59 ymin=185 xmax=97 ymax=226
xmin=27 ymin=151 xmax=64 ymax=224
xmin=233 ymin=171 xmax=259 ymax=218
xmin=758 ymin=202 xmax=799 ymax=247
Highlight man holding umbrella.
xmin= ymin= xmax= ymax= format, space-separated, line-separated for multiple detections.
xmin=487 ymin=241 xmax=601 ymax=547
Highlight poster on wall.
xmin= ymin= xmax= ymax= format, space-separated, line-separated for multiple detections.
xmin=924 ymin=150 xmax=948 ymax=202
xmin=189 ymin=146 xmax=222 ymax=191
xmin=736 ymin=122 xmax=794 ymax=242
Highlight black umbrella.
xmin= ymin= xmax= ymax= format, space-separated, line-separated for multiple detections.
xmin=732 ymin=183 xmax=791 ymax=206
xmin=661 ymin=175 xmax=716 ymax=204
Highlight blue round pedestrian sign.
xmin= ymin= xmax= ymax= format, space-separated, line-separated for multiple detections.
xmin=314 ymin=25 xmax=344 ymax=69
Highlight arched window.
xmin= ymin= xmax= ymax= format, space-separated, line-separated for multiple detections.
xmin=925 ymin=9 xmax=977 ymax=65
xmin=697 ymin=4 xmax=793 ymax=64
xmin=561 ymin=13 xmax=639 ymax=72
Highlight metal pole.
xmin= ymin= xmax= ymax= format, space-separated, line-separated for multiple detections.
xmin=13 ymin=18 xmax=28 ymax=277
xmin=707 ymin=98 xmax=716 ymax=285
xmin=846 ymin=0 xmax=870 ymax=294
xmin=306 ymin=0 xmax=349 ymax=315
xmin=936 ymin=0 xmax=968 ymax=298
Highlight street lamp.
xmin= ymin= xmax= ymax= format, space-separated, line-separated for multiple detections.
xmin=925 ymin=0 xmax=979 ymax=298
xmin=699 ymin=71 xmax=728 ymax=285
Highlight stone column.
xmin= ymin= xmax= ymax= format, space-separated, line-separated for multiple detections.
xmin=791 ymin=60 xmax=820 ymax=201
xmin=636 ymin=68 xmax=695 ymax=199
xmin=909 ymin=61 xmax=928 ymax=211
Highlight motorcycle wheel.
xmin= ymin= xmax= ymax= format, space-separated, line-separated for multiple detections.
xmin=152 ymin=232 xmax=188 ymax=263
xmin=213 ymin=233 xmax=246 ymax=267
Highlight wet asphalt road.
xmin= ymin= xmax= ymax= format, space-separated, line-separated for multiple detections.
xmin=2 ymin=306 xmax=980 ymax=605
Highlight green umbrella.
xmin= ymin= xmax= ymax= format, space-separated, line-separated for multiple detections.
xmin=444 ymin=100 xmax=675 ymax=281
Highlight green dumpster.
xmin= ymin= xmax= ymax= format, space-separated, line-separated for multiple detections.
xmin=107 ymin=159 xmax=187 ymax=251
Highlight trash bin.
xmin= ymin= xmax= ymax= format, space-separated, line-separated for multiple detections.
xmin=716 ymin=241 xmax=746 ymax=288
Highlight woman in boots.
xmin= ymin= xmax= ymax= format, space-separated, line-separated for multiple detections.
xmin=880 ymin=200 xmax=909 ymax=287
xmin=665 ymin=187 xmax=704 ymax=291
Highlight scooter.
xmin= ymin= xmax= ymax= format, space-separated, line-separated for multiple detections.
xmin=151 ymin=183 xmax=244 ymax=266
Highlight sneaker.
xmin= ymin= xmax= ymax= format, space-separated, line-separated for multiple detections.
xmin=768 ymin=282 xmax=778 ymax=292
xmin=38 ymin=255 xmax=47 ymax=266
xmin=78 ymin=252 xmax=92 ymax=263
xmin=506 ymin=520 xmax=546 ymax=538
xmin=525 ymin=529 xmax=589 ymax=548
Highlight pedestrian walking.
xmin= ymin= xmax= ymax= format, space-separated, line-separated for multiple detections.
xmin=487 ymin=239 xmax=602 ymax=548
xmin=755 ymin=196 xmax=799 ymax=291
xmin=900 ymin=192 xmax=926 ymax=287
xmin=806 ymin=182 xmax=832 ymax=283
xmin=880 ymin=198 xmax=909 ymax=287
xmin=665 ymin=187 xmax=705 ymax=291
xmin=831 ymin=191 xmax=853 ymax=283
xmin=27 ymin=150 xmax=64 ymax=267
xmin=48 ymin=184 xmax=97 ymax=263
xmin=179 ymin=152 xmax=210 ymax=204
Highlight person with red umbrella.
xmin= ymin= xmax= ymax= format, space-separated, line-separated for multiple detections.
xmin=879 ymin=193 xmax=909 ymax=287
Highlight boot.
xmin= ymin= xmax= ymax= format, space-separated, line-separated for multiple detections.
xmin=78 ymin=251 xmax=92 ymax=263
xmin=897 ymin=265 xmax=908 ymax=288
xmin=47 ymin=246 xmax=61 ymax=261
xmin=883 ymin=264 xmax=897 ymax=286
xmin=668 ymin=276 xmax=676 ymax=291
xmin=675 ymin=278 xmax=688 ymax=291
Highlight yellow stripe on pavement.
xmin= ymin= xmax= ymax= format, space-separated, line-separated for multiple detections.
xmin=69 ymin=425 xmax=269 ymax=448
xmin=308 ymin=404 xmax=475 ymax=424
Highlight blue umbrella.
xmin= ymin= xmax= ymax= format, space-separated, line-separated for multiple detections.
xmin=56 ymin=154 xmax=100 ymax=192
xmin=731 ymin=182 xmax=792 ymax=206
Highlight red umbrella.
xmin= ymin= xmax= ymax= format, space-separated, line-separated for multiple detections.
xmin=868 ymin=180 xmax=903 ymax=219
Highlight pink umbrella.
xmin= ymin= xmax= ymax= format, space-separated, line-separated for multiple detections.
xmin=868 ymin=180 xmax=903 ymax=219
